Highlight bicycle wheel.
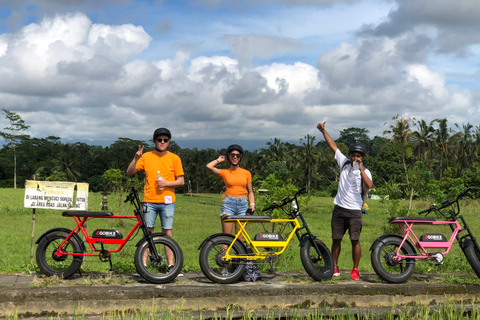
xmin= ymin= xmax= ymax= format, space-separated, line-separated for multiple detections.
xmin=462 ymin=240 xmax=480 ymax=278
xmin=300 ymin=238 xmax=334 ymax=281
xmin=199 ymin=235 xmax=246 ymax=284
xmin=35 ymin=230 xmax=83 ymax=278
xmin=371 ymin=236 xmax=415 ymax=283
xmin=134 ymin=235 xmax=184 ymax=284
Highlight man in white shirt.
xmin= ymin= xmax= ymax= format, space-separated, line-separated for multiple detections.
xmin=317 ymin=121 xmax=373 ymax=280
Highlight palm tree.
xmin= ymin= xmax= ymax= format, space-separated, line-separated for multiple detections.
xmin=383 ymin=114 xmax=415 ymax=187
xmin=412 ymin=119 xmax=435 ymax=162
xmin=299 ymin=134 xmax=319 ymax=188
xmin=260 ymin=138 xmax=286 ymax=162
xmin=432 ymin=118 xmax=452 ymax=179
xmin=52 ymin=151 xmax=81 ymax=182
xmin=475 ymin=125 xmax=480 ymax=160
xmin=453 ymin=123 xmax=474 ymax=175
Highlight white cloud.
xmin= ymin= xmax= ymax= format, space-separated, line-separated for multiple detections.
xmin=406 ymin=64 xmax=448 ymax=101
xmin=0 ymin=1 xmax=479 ymax=149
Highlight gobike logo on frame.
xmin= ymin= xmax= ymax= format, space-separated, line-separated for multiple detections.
xmin=424 ymin=234 xmax=444 ymax=241
xmin=260 ymin=233 xmax=280 ymax=240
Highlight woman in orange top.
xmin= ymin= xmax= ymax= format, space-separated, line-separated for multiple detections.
xmin=206 ymin=144 xmax=255 ymax=237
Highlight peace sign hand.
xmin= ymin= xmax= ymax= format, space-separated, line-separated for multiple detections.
xmin=134 ymin=145 xmax=144 ymax=160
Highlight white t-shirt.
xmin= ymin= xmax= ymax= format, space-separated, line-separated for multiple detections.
xmin=333 ymin=149 xmax=372 ymax=210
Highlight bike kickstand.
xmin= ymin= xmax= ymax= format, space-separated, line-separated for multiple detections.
xmin=266 ymin=254 xmax=277 ymax=272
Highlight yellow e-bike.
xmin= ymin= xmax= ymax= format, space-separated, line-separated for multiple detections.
xmin=198 ymin=187 xmax=334 ymax=284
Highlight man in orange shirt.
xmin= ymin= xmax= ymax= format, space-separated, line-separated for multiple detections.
xmin=127 ymin=128 xmax=184 ymax=269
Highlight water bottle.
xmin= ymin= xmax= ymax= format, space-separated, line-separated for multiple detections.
xmin=292 ymin=200 xmax=298 ymax=212
xmin=353 ymin=162 xmax=359 ymax=171
xmin=157 ymin=171 xmax=164 ymax=190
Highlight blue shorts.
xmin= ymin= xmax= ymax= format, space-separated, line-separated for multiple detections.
xmin=221 ymin=196 xmax=248 ymax=217
xmin=143 ymin=202 xmax=175 ymax=229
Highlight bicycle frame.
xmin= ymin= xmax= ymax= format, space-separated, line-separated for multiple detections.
xmin=59 ymin=213 xmax=141 ymax=258
xmin=221 ymin=216 xmax=301 ymax=261
xmin=220 ymin=188 xmax=322 ymax=264
xmin=389 ymin=218 xmax=462 ymax=262
xmin=51 ymin=186 xmax=162 ymax=264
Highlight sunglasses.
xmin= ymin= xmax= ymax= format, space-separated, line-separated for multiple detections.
xmin=156 ymin=138 xmax=170 ymax=143
xmin=229 ymin=153 xmax=241 ymax=158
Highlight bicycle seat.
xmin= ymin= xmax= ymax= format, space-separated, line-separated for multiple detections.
xmin=62 ymin=211 xmax=114 ymax=217
xmin=222 ymin=215 xmax=273 ymax=222
xmin=389 ymin=217 xmax=436 ymax=223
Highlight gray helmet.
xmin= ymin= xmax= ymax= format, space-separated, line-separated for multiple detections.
xmin=226 ymin=144 xmax=243 ymax=164
xmin=227 ymin=144 xmax=243 ymax=155
xmin=348 ymin=144 xmax=366 ymax=156
xmin=153 ymin=128 xmax=171 ymax=140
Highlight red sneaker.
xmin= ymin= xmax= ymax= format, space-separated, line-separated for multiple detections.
xmin=351 ymin=267 xmax=360 ymax=280
xmin=333 ymin=265 xmax=340 ymax=277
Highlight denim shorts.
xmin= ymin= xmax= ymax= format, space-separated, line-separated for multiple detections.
xmin=220 ymin=195 xmax=248 ymax=217
xmin=143 ymin=202 xmax=175 ymax=229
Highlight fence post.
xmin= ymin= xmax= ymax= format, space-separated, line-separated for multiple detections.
xmin=30 ymin=208 xmax=36 ymax=264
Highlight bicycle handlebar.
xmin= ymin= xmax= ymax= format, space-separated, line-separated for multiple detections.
xmin=417 ymin=188 xmax=476 ymax=216
xmin=262 ymin=187 xmax=307 ymax=212
xmin=124 ymin=185 xmax=139 ymax=204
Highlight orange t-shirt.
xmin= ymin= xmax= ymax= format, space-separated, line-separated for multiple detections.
xmin=219 ymin=167 xmax=252 ymax=198
xmin=135 ymin=151 xmax=184 ymax=203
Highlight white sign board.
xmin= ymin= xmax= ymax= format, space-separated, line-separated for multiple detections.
xmin=24 ymin=180 xmax=89 ymax=210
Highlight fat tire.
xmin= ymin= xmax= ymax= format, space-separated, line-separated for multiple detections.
xmin=134 ymin=235 xmax=184 ymax=284
xmin=300 ymin=238 xmax=334 ymax=281
xmin=35 ymin=230 xmax=83 ymax=278
xmin=371 ymin=236 xmax=415 ymax=283
xmin=199 ymin=235 xmax=246 ymax=284
xmin=463 ymin=241 xmax=480 ymax=278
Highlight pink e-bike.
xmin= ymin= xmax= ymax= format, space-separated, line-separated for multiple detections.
xmin=370 ymin=188 xmax=480 ymax=283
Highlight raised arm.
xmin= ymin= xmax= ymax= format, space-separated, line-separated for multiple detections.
xmin=317 ymin=121 xmax=338 ymax=153
xmin=206 ymin=155 xmax=225 ymax=177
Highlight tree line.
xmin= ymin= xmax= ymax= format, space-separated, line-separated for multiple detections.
xmin=1 ymin=110 xmax=479 ymax=202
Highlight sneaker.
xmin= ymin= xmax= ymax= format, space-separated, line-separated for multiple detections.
xmin=351 ymin=267 xmax=360 ymax=280
xmin=168 ymin=265 xmax=184 ymax=277
xmin=221 ymin=267 xmax=229 ymax=276
xmin=333 ymin=265 xmax=340 ymax=277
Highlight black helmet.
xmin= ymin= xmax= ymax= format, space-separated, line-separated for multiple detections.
xmin=227 ymin=144 xmax=243 ymax=155
xmin=348 ymin=144 xmax=366 ymax=156
xmin=153 ymin=128 xmax=171 ymax=140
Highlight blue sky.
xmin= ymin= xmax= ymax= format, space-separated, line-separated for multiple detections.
xmin=0 ymin=0 xmax=479 ymax=150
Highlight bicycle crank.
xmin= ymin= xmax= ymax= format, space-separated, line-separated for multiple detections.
xmin=265 ymin=252 xmax=278 ymax=272
xmin=99 ymin=249 xmax=111 ymax=262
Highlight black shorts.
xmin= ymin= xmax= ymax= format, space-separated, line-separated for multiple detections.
xmin=331 ymin=205 xmax=363 ymax=241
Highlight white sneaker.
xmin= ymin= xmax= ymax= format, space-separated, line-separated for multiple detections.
xmin=168 ymin=265 xmax=183 ymax=277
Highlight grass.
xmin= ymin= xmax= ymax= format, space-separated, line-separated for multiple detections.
xmin=5 ymin=298 xmax=480 ymax=319
xmin=30 ymin=273 xmax=136 ymax=287
xmin=1 ymin=188 xmax=480 ymax=278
